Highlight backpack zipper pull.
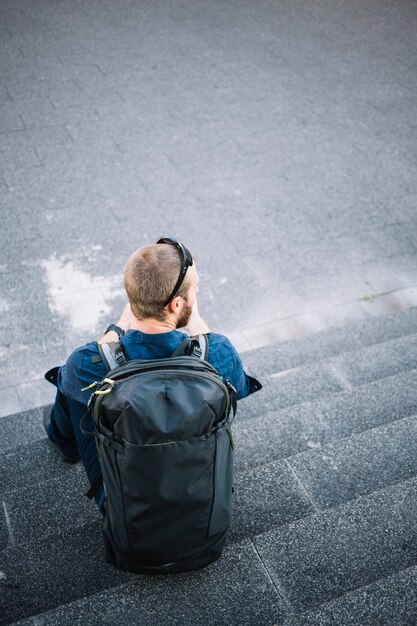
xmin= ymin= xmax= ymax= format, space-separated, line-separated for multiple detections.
xmin=81 ymin=378 xmax=116 ymax=393
xmin=81 ymin=381 xmax=99 ymax=392
xmin=94 ymin=378 xmax=117 ymax=395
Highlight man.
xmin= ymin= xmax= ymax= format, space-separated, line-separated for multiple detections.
xmin=44 ymin=237 xmax=260 ymax=513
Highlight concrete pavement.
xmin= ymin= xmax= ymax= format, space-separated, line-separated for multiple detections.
xmin=1 ymin=0 xmax=417 ymax=417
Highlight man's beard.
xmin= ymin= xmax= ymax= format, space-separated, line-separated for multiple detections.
xmin=176 ymin=300 xmax=193 ymax=328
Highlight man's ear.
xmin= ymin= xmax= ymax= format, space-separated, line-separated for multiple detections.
xmin=168 ymin=295 xmax=182 ymax=313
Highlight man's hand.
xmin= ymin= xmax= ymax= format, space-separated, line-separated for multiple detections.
xmin=180 ymin=299 xmax=210 ymax=336
xmin=98 ymin=303 xmax=132 ymax=344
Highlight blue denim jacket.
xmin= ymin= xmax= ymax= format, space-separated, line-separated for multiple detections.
xmin=57 ymin=329 xmax=260 ymax=404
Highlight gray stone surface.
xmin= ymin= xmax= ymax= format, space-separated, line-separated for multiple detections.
xmin=5 ymin=540 xmax=285 ymax=626
xmin=288 ymin=414 xmax=417 ymax=509
xmin=231 ymin=459 xmax=314 ymax=540
xmin=0 ymin=520 xmax=131 ymax=625
xmin=0 ymin=388 xmax=21 ymax=420
xmin=237 ymin=362 xmax=345 ymax=420
xmin=333 ymin=333 xmax=417 ymax=387
xmin=242 ymin=306 xmax=417 ymax=379
xmin=239 ymin=330 xmax=417 ymax=421
xmin=351 ymin=305 xmax=417 ymax=348
xmin=1 ymin=328 xmax=417 ymax=622
xmin=242 ymin=326 xmax=363 ymax=379
xmin=1 ymin=425 xmax=311 ymax=552
xmin=2 ymin=0 xmax=417 ymax=623
xmin=0 ymin=440 xmax=80 ymax=496
xmin=254 ymin=477 xmax=417 ymax=613
xmin=1 ymin=473 xmax=99 ymax=549
xmin=318 ymin=368 xmax=417 ymax=439
xmin=0 ymin=407 xmax=45 ymax=452
xmin=2 ymin=323 xmax=417 ymax=624
xmin=1 ymin=0 xmax=417 ymax=413
xmin=234 ymin=368 xmax=417 ymax=473
xmin=234 ymin=402 xmax=330 ymax=472
xmin=283 ymin=565 xmax=417 ymax=626
xmin=359 ymin=254 xmax=417 ymax=294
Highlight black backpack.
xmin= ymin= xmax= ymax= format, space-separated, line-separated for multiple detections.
xmin=81 ymin=334 xmax=237 ymax=575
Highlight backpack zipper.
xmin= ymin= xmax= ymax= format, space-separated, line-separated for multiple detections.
xmin=93 ymin=369 xmax=234 ymax=445
xmin=100 ymin=367 xmax=231 ymax=404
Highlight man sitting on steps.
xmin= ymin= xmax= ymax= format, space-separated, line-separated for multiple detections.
xmin=43 ymin=237 xmax=261 ymax=514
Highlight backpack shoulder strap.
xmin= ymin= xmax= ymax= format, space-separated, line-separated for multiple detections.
xmin=171 ymin=334 xmax=208 ymax=360
xmin=194 ymin=334 xmax=208 ymax=360
xmin=97 ymin=341 xmax=127 ymax=372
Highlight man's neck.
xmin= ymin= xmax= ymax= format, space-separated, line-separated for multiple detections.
xmin=130 ymin=317 xmax=177 ymax=334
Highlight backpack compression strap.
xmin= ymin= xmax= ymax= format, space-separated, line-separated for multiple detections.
xmin=97 ymin=341 xmax=127 ymax=372
xmin=171 ymin=334 xmax=208 ymax=360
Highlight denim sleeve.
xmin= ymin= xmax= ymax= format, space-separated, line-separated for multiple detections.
xmin=58 ymin=342 xmax=107 ymax=406
xmin=207 ymin=333 xmax=262 ymax=401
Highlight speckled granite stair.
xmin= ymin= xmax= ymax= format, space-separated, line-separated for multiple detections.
xmin=283 ymin=565 xmax=417 ymax=626
xmin=2 ymin=309 xmax=417 ymax=625
xmin=242 ymin=306 xmax=417 ymax=379
xmin=238 ymin=330 xmax=417 ymax=420
xmin=9 ymin=479 xmax=417 ymax=626
xmin=252 ymin=477 xmax=417 ymax=616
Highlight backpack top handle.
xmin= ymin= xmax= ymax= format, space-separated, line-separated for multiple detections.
xmin=171 ymin=334 xmax=208 ymax=360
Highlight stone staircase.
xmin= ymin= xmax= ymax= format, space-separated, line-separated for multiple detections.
xmin=2 ymin=307 xmax=417 ymax=626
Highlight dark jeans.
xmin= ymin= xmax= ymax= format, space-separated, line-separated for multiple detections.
xmin=46 ymin=388 xmax=105 ymax=513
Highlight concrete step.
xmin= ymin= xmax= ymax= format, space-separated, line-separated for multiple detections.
xmin=233 ymin=411 xmax=417 ymax=540
xmin=2 ymin=326 xmax=416 ymax=442
xmin=0 ymin=440 xmax=313 ymax=621
xmin=253 ymin=476 xmax=417 ymax=615
xmin=4 ymin=411 xmax=417 ymax=622
xmin=3 ymin=364 xmax=416 ymax=485
xmin=283 ymin=565 xmax=417 ymax=626
xmin=2 ymin=311 xmax=417 ymax=624
xmin=6 ymin=400 xmax=417 ymax=563
xmin=2 ymin=311 xmax=417 ymax=436
xmin=2 ymin=368 xmax=416 ymax=563
xmin=234 ymin=368 xmax=417 ymax=472
xmin=13 ymin=565 xmax=417 ymax=626
xmin=0 ymin=432 xmax=311 ymax=622
xmin=3 ymin=366 xmax=416 ymax=524
xmin=233 ymin=390 xmax=417 ymax=548
xmin=9 ymin=477 xmax=417 ymax=626
xmin=2 ymin=365 xmax=416 ymax=498
xmin=4 ymin=537 xmax=285 ymax=626
xmin=0 ymin=407 xmax=45 ymax=453
xmin=239 ymin=331 xmax=417 ymax=420
xmin=0 ymin=446 xmax=311 ymax=566
xmin=242 ymin=306 xmax=417 ymax=378
xmin=285 ymin=413 xmax=417 ymax=511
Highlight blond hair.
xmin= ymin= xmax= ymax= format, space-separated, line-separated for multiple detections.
xmin=124 ymin=244 xmax=191 ymax=321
